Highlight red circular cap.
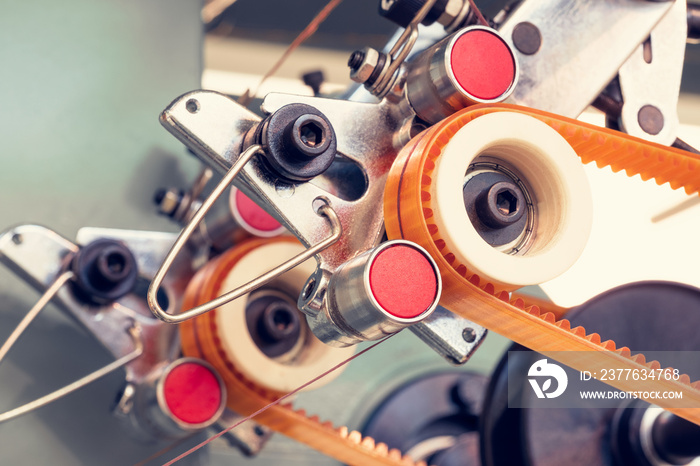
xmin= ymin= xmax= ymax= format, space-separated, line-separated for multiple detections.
xmin=234 ymin=189 xmax=282 ymax=233
xmin=449 ymin=29 xmax=516 ymax=101
xmin=163 ymin=362 xmax=222 ymax=425
xmin=369 ymin=245 xmax=438 ymax=319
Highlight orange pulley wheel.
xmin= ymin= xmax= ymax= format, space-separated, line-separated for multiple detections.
xmin=384 ymin=110 xmax=593 ymax=292
xmin=180 ymin=237 xmax=355 ymax=410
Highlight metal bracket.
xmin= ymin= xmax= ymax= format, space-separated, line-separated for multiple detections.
xmin=410 ymin=306 xmax=487 ymax=365
xmin=147 ymin=145 xmax=343 ymax=324
xmin=0 ymin=225 xmax=193 ymax=399
xmin=618 ymin=0 xmax=687 ymax=145
xmin=158 ymin=91 xmax=415 ymax=326
xmin=500 ymin=0 xmax=675 ymax=118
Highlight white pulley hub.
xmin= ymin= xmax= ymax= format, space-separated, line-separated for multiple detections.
xmin=430 ymin=111 xmax=593 ymax=288
xmin=214 ymin=240 xmax=355 ymax=393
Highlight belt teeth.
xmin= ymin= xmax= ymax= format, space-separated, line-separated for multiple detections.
xmin=361 ymin=437 xmax=376 ymax=449
xmin=601 ymin=340 xmax=616 ymax=350
xmin=384 ymin=102 xmax=700 ymax=425
xmin=348 ymin=431 xmax=363 ymax=444
xmin=632 ymin=353 xmax=646 ymax=364
xmin=555 ymin=320 xmax=571 ymax=330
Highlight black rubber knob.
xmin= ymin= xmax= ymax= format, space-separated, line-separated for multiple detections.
xmin=70 ymin=239 xmax=138 ymax=305
xmin=652 ymin=411 xmax=700 ymax=465
xmin=260 ymin=104 xmax=336 ymax=182
xmin=246 ymin=292 xmax=302 ymax=359
xmin=688 ymin=4 xmax=700 ymax=41
xmin=378 ymin=0 xmax=448 ymax=28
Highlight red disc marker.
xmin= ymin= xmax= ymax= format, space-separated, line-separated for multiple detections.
xmin=233 ymin=189 xmax=283 ymax=234
xmin=163 ymin=362 xmax=222 ymax=425
xmin=450 ymin=29 xmax=516 ymax=101
xmin=369 ymin=245 xmax=438 ymax=319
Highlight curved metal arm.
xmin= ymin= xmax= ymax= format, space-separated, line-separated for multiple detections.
xmin=374 ymin=0 xmax=438 ymax=95
xmin=0 ymin=271 xmax=144 ymax=424
xmin=147 ymin=144 xmax=343 ymax=324
xmin=0 ymin=271 xmax=74 ymax=364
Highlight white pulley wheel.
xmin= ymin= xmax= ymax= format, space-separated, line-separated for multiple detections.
xmin=214 ymin=240 xmax=355 ymax=393
xmin=431 ymin=111 xmax=592 ymax=288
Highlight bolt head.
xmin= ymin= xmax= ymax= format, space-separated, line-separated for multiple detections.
xmin=437 ymin=0 xmax=466 ymax=27
xmin=638 ymin=105 xmax=664 ymax=136
xmin=288 ymin=114 xmax=331 ymax=159
xmin=477 ymin=181 xmax=526 ymax=229
xmin=462 ymin=327 xmax=477 ymax=343
xmin=350 ymin=47 xmax=380 ymax=84
xmin=512 ymin=22 xmax=542 ymax=55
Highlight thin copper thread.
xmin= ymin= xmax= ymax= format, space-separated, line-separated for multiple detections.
xmin=467 ymin=0 xmax=489 ymax=26
xmin=238 ymin=0 xmax=344 ymax=106
xmin=158 ymin=334 xmax=394 ymax=465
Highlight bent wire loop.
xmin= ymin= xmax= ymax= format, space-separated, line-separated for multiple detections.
xmin=147 ymin=144 xmax=343 ymax=324
xmin=0 ymin=270 xmax=143 ymax=424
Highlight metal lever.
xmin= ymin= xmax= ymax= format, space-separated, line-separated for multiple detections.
xmin=0 ymin=271 xmax=143 ymax=424
xmin=147 ymin=144 xmax=343 ymax=324
xmin=369 ymin=0 xmax=438 ymax=96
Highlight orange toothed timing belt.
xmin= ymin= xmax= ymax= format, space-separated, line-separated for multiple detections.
xmin=180 ymin=237 xmax=426 ymax=466
xmin=178 ymin=104 xmax=700 ymax=466
xmin=383 ymin=103 xmax=700 ymax=426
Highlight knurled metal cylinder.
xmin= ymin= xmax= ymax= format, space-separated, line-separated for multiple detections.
xmin=405 ymin=26 xmax=518 ymax=124
xmin=325 ymin=240 xmax=441 ymax=342
xmin=126 ymin=358 xmax=226 ymax=440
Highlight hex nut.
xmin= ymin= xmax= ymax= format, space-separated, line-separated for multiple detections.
xmin=350 ymin=47 xmax=380 ymax=84
xmin=438 ymin=0 xmax=467 ymax=28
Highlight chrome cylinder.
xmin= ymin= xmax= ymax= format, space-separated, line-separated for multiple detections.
xmin=117 ymin=358 xmax=226 ymax=441
xmin=325 ymin=240 xmax=441 ymax=342
xmin=405 ymin=25 xmax=518 ymax=124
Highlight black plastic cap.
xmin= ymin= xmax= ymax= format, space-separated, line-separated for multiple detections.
xmin=378 ymin=0 xmax=448 ymax=28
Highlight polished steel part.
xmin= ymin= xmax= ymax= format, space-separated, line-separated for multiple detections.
xmin=0 ymin=226 xmax=147 ymax=374
xmin=308 ymin=240 xmax=441 ymax=346
xmin=499 ymin=0 xmax=675 ymax=118
xmin=0 ymin=268 xmax=142 ymax=424
xmin=0 ymin=225 xmax=205 ymax=434
xmin=405 ymin=25 xmax=518 ymax=124
xmin=162 ymin=91 xmax=411 ymax=274
xmin=147 ymin=145 xmax=343 ymax=324
xmin=618 ymin=0 xmax=687 ymax=145
xmin=409 ymin=307 xmax=487 ymax=365
xmin=440 ymin=0 xmax=473 ymax=33
xmin=370 ymin=0 xmax=439 ymax=97
xmin=0 ymin=326 xmax=143 ymax=424
xmin=159 ymin=91 xmax=453 ymax=347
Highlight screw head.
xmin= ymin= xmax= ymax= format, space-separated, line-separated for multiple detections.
xmin=512 ymin=22 xmax=542 ymax=55
xmin=638 ymin=105 xmax=664 ymax=136
xmin=349 ymin=47 xmax=380 ymax=84
xmin=260 ymin=301 xmax=300 ymax=342
xmin=462 ymin=327 xmax=477 ymax=343
xmin=476 ymin=181 xmax=526 ymax=229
